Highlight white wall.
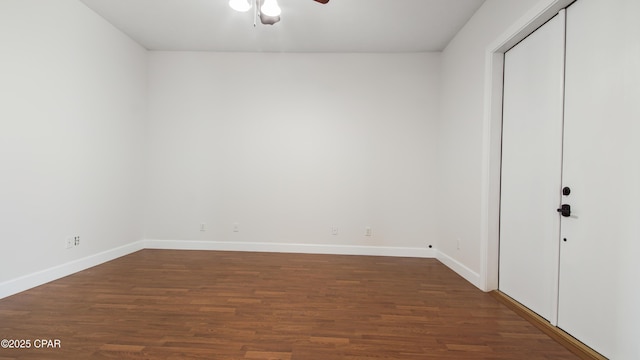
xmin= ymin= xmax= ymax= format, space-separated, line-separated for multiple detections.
xmin=0 ymin=0 xmax=558 ymax=297
xmin=0 ymin=0 xmax=147 ymax=284
xmin=145 ymin=52 xmax=440 ymax=253
xmin=436 ymin=0 xmax=542 ymax=283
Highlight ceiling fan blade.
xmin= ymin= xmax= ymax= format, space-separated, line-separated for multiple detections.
xmin=313 ymin=0 xmax=329 ymax=4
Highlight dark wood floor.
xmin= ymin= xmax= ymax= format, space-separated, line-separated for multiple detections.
xmin=0 ymin=250 xmax=578 ymax=359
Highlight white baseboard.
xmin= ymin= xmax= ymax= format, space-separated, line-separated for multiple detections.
xmin=143 ymin=239 xmax=436 ymax=258
xmin=0 ymin=240 xmax=439 ymax=300
xmin=436 ymin=250 xmax=482 ymax=290
xmin=0 ymin=241 xmax=144 ymax=300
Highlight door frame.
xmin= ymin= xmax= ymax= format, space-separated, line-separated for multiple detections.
xmin=479 ymin=0 xmax=575 ymax=291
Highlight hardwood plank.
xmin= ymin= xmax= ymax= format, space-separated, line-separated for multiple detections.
xmin=99 ymin=344 xmax=145 ymax=352
xmin=490 ymin=290 xmax=607 ymax=360
xmin=244 ymin=351 xmax=292 ymax=360
xmin=0 ymin=250 xmax=580 ymax=359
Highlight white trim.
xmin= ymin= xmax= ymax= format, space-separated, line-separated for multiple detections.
xmin=548 ymin=7 xmax=567 ymax=328
xmin=0 ymin=241 xmax=144 ymax=300
xmin=0 ymin=240 xmax=435 ymax=299
xmin=480 ymin=0 xmax=575 ymax=292
xmin=436 ymin=250 xmax=482 ymax=289
xmin=143 ymin=239 xmax=436 ymax=258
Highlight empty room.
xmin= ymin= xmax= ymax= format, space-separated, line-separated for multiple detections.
xmin=1 ymin=0 xmax=638 ymax=359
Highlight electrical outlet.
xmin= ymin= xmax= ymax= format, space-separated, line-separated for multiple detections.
xmin=233 ymin=223 xmax=239 ymax=232
xmin=456 ymin=238 xmax=461 ymax=250
xmin=365 ymin=227 xmax=372 ymax=236
xmin=66 ymin=236 xmax=80 ymax=248
xmin=331 ymin=227 xmax=339 ymax=236
xmin=200 ymin=223 xmax=206 ymax=232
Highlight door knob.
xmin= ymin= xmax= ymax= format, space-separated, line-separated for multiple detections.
xmin=557 ymin=204 xmax=571 ymax=217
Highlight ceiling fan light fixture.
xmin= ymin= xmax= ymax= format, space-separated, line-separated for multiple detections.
xmin=229 ymin=0 xmax=252 ymax=12
xmin=259 ymin=13 xmax=280 ymax=25
xmin=260 ymin=0 xmax=281 ymax=17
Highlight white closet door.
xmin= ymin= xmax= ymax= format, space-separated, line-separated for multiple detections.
xmin=499 ymin=13 xmax=565 ymax=323
xmin=558 ymin=0 xmax=640 ymax=358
